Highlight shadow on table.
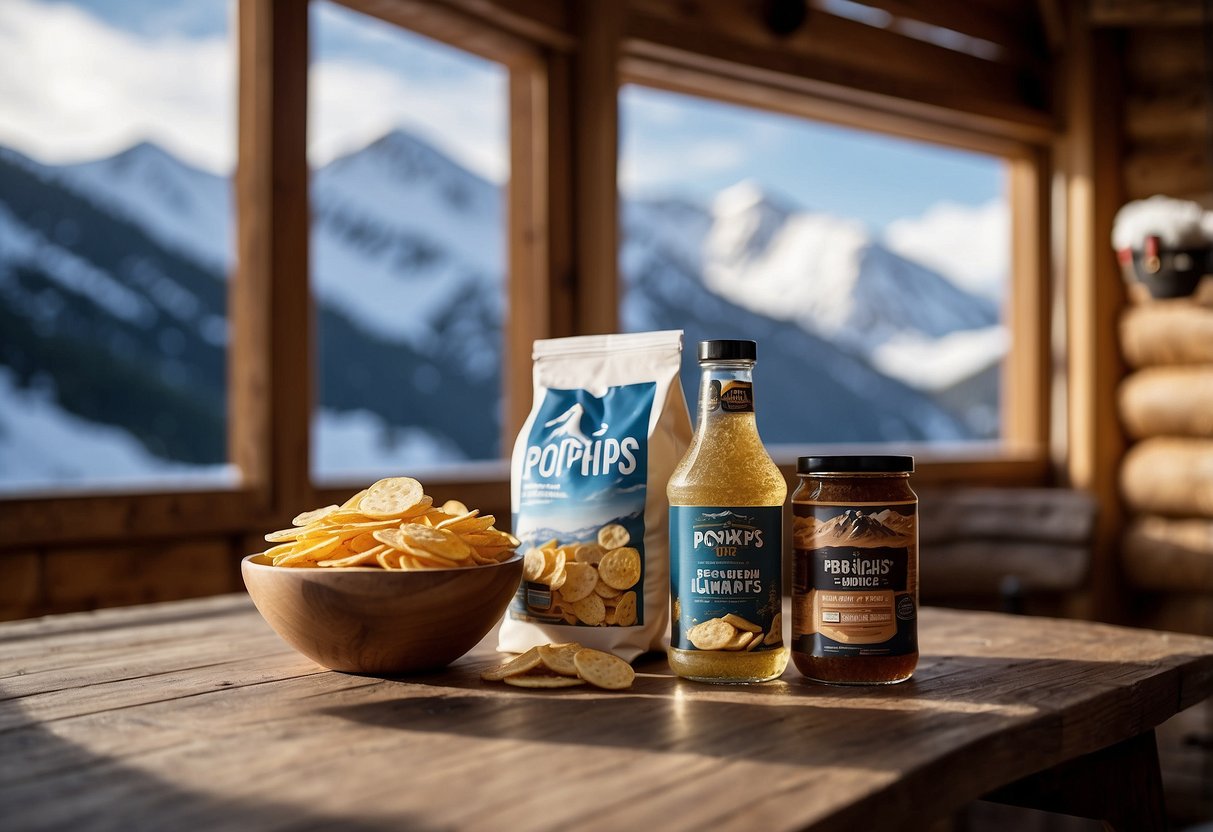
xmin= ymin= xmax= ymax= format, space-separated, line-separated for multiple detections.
xmin=317 ymin=650 xmax=1186 ymax=771
xmin=0 ymin=694 xmax=439 ymax=831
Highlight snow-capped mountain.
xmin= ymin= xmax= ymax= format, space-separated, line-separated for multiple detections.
xmin=60 ymin=142 xmax=233 ymax=272
xmin=0 ymin=130 xmax=1004 ymax=487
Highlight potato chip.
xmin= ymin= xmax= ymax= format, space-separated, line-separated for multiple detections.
xmin=598 ymin=546 xmax=641 ymax=590
xmin=558 ymin=562 xmax=598 ymax=603
xmin=547 ymin=563 xmax=568 ymax=591
xmin=292 ymin=505 xmax=338 ymax=527
xmin=597 ymin=523 xmax=630 ymax=550
xmin=573 ymin=542 xmax=605 ymax=565
xmin=571 ymin=593 xmax=606 ymax=626
xmin=722 ymin=630 xmax=755 ymax=651
xmin=573 ymin=648 xmax=635 ymax=690
xmin=523 ymin=548 xmax=547 ymax=582
xmin=614 ymin=591 xmax=638 ymax=627
xmin=273 ymin=534 xmax=343 ymax=567
xmin=723 ymin=613 xmax=762 ymax=634
xmin=594 ymin=581 xmax=622 ymax=599
xmin=480 ymin=647 xmax=543 ymax=681
xmin=688 ymin=618 xmax=736 ymax=651
xmin=358 ymin=477 xmax=426 ymax=518
xmin=538 ymin=642 xmax=583 ymax=676
xmin=264 ymin=527 xmax=304 ymax=543
xmin=441 ymin=499 xmax=470 ymax=515
xmin=764 ymin=612 xmax=783 ymax=645
xmin=746 ymin=632 xmax=765 ymax=651
xmin=503 ymin=674 xmax=586 ymax=689
xmin=539 ymin=549 xmax=567 ymax=584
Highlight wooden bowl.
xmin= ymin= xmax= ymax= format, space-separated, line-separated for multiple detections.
xmin=241 ymin=553 xmax=522 ymax=674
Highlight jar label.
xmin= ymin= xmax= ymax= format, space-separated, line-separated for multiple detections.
xmin=791 ymin=502 xmax=917 ymax=658
xmin=670 ymin=505 xmax=783 ymax=652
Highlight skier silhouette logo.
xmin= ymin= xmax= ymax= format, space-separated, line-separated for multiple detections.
xmin=543 ymin=403 xmax=608 ymax=445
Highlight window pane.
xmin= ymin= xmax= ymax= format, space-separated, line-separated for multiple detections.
xmin=309 ymin=2 xmax=508 ymax=484
xmin=619 ymin=85 xmax=1010 ymax=446
xmin=0 ymin=0 xmax=236 ymax=494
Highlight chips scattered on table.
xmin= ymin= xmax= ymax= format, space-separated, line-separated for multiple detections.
xmin=481 ymin=643 xmax=635 ymax=691
xmin=259 ymin=477 xmax=520 ymax=570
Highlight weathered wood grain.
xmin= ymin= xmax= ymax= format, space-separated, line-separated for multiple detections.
xmin=1120 ymin=366 xmax=1213 ymax=439
xmin=1123 ymin=515 xmax=1213 ymax=592
xmin=1121 ymin=301 xmax=1213 ymax=369
xmin=1121 ymin=438 xmax=1213 ymax=518
xmin=1 ymin=596 xmax=1211 ymax=831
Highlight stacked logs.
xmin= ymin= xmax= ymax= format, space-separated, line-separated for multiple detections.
xmin=1119 ymin=297 xmax=1213 ymax=630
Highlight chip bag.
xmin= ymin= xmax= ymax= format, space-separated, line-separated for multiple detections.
xmin=499 ymin=330 xmax=692 ymax=661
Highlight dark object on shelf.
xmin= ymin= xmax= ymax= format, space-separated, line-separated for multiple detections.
xmin=762 ymin=0 xmax=807 ymax=36
xmin=1119 ymin=235 xmax=1213 ymax=299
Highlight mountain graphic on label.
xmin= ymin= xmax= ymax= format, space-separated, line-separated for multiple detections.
xmin=543 ymin=403 xmax=607 ymax=446
xmin=794 ymin=509 xmax=913 ymax=548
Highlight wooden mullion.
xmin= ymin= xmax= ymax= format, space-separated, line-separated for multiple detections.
xmin=1003 ymin=147 xmax=1052 ymax=456
xmin=570 ymin=0 xmax=623 ymax=335
xmin=233 ymin=0 xmax=312 ymax=518
xmin=1061 ymin=11 xmax=1127 ymax=622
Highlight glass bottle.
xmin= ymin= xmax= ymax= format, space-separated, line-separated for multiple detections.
xmin=667 ymin=340 xmax=789 ymax=683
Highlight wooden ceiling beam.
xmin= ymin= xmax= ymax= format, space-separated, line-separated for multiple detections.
xmin=623 ymin=7 xmax=1055 ymax=144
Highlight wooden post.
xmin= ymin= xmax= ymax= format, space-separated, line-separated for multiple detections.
xmin=571 ymin=0 xmax=623 ymax=335
xmin=1061 ymin=6 xmax=1127 ymax=621
xmin=232 ymin=0 xmax=313 ymax=517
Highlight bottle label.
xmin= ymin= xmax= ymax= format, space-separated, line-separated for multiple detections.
xmin=791 ymin=502 xmax=917 ymax=658
xmin=706 ymin=380 xmax=753 ymax=413
xmin=670 ymin=505 xmax=783 ymax=652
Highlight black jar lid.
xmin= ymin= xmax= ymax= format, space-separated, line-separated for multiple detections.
xmin=797 ymin=455 xmax=915 ymax=474
xmin=698 ymin=340 xmax=757 ymax=362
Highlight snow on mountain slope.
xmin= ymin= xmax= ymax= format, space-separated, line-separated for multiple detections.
xmin=59 ymin=142 xmax=232 ymax=271
xmin=0 ymin=200 xmax=153 ymax=324
xmin=702 ymin=180 xmax=999 ymax=354
xmin=310 ymin=130 xmax=504 ymax=346
xmin=0 ymin=367 xmax=234 ymax=494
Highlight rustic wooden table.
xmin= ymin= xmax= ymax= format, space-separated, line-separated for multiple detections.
xmin=2 ymin=596 xmax=1212 ymax=831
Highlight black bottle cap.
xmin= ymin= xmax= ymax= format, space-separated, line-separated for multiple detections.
xmin=698 ymin=340 xmax=757 ymax=362
xmin=797 ymin=455 xmax=915 ymax=474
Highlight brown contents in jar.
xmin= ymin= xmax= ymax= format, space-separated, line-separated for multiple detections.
xmin=791 ymin=457 xmax=918 ymax=685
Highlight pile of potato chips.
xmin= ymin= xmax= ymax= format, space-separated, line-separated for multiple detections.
xmin=481 ymin=642 xmax=635 ymax=690
xmin=260 ymin=477 xmax=520 ymax=569
xmin=522 ymin=523 xmax=641 ymax=626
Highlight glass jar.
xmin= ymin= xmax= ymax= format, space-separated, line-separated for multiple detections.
xmin=790 ymin=455 xmax=918 ymax=685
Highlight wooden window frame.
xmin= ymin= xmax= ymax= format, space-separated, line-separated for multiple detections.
xmin=0 ymin=0 xmax=1071 ymax=553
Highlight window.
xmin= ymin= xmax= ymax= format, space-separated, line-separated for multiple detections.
xmin=308 ymin=1 xmax=509 ymax=484
xmin=619 ymin=84 xmax=1011 ymax=448
xmin=0 ymin=0 xmax=237 ymax=493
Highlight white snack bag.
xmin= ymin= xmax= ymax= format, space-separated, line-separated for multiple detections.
xmin=499 ymin=330 xmax=692 ymax=661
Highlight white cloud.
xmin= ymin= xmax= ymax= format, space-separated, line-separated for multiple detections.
xmin=883 ymin=199 xmax=1009 ymax=299
xmin=0 ymin=0 xmax=507 ymax=182
xmin=308 ymin=59 xmax=506 ymax=183
xmin=0 ymin=0 xmax=236 ymax=173
xmin=620 ymin=138 xmax=750 ymax=194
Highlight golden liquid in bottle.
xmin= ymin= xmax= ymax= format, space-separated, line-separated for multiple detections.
xmin=667 ymin=361 xmax=789 ymax=683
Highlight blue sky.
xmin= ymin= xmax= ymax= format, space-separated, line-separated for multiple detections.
xmin=0 ymin=0 xmax=1006 ymax=289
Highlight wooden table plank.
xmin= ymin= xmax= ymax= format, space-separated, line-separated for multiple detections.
xmin=2 ymin=596 xmax=1212 ymax=831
